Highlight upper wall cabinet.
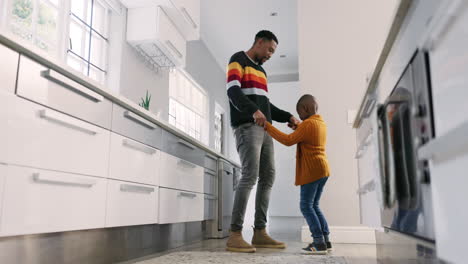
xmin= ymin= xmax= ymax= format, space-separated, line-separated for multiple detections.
xmin=127 ymin=5 xmax=187 ymax=68
xmin=121 ymin=0 xmax=200 ymax=40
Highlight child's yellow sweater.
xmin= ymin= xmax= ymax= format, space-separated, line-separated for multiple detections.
xmin=265 ymin=115 xmax=330 ymax=186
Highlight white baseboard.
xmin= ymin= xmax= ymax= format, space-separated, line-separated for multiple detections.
xmin=301 ymin=225 xmax=376 ymax=244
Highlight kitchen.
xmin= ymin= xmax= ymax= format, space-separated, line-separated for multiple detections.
xmin=0 ymin=0 xmax=467 ymax=263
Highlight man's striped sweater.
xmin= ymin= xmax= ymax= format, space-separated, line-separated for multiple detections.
xmin=226 ymin=51 xmax=292 ymax=127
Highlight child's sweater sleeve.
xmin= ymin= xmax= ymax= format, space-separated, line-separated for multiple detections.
xmin=264 ymin=121 xmax=308 ymax=146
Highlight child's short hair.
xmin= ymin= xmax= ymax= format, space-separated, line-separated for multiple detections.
xmin=297 ymin=94 xmax=318 ymax=112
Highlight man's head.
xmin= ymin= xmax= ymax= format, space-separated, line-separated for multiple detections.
xmin=296 ymin=94 xmax=318 ymax=120
xmin=251 ymin=30 xmax=278 ymax=65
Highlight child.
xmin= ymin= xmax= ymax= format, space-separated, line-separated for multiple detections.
xmin=264 ymin=94 xmax=331 ymax=255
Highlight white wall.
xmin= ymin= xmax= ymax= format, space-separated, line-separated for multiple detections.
xmin=268 ymin=81 xmax=302 ymax=217
xmin=297 ymin=0 xmax=397 ymax=227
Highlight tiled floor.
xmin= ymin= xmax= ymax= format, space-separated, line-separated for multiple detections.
xmin=125 ymin=235 xmax=379 ymax=264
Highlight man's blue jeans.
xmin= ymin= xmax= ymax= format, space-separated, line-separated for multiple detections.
xmin=300 ymin=177 xmax=330 ymax=242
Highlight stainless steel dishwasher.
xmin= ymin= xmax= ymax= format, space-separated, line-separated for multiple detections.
xmin=206 ymin=160 xmax=239 ymax=238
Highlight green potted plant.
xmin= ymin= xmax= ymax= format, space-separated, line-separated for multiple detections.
xmin=139 ymin=90 xmax=151 ymax=110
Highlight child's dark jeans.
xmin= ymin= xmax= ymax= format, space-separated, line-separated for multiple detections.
xmin=300 ymin=177 xmax=330 ymax=243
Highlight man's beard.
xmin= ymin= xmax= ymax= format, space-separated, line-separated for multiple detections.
xmin=255 ymin=55 xmax=264 ymax=65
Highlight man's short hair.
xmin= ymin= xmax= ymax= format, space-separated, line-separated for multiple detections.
xmin=254 ymin=30 xmax=278 ymax=45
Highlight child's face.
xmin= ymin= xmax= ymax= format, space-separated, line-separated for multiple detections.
xmin=297 ymin=105 xmax=309 ymax=121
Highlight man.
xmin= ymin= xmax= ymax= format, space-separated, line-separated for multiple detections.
xmin=226 ymin=30 xmax=300 ymax=253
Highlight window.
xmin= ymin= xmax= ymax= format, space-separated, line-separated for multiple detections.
xmin=2 ymin=0 xmax=113 ymax=84
xmin=7 ymin=0 xmax=61 ymax=53
xmin=67 ymin=0 xmax=110 ymax=83
xmin=168 ymin=69 xmax=208 ymax=143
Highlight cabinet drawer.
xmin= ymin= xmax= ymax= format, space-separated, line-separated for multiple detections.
xmin=16 ymin=56 xmax=112 ymax=129
xmin=159 ymin=187 xmax=203 ymax=224
xmin=0 ymin=165 xmax=106 ymax=236
xmin=204 ymin=195 xmax=216 ymax=220
xmin=204 ymin=154 xmax=217 ymax=171
xmin=0 ymin=93 xmax=110 ymax=177
xmin=109 ymin=133 xmax=160 ymax=185
xmin=0 ymin=44 xmax=19 ymax=94
xmin=105 ymin=180 xmax=158 ymax=227
xmin=204 ymin=169 xmax=217 ymax=195
xmin=112 ymin=104 xmax=162 ymax=149
xmin=159 ymin=152 xmax=204 ymax=192
xmin=161 ymin=130 xmax=204 ymax=166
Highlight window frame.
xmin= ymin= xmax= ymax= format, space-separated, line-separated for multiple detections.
xmin=168 ymin=69 xmax=209 ymax=144
xmin=66 ymin=0 xmax=111 ymax=83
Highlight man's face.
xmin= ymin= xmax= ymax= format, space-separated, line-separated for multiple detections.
xmin=255 ymin=39 xmax=277 ymax=65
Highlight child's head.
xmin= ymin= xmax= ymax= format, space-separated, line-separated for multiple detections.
xmin=296 ymin=94 xmax=318 ymax=120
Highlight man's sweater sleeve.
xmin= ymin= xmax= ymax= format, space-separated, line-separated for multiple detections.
xmin=226 ymin=59 xmax=259 ymax=115
xmin=270 ymin=102 xmax=293 ymax=122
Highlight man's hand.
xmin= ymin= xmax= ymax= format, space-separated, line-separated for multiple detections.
xmin=253 ymin=110 xmax=267 ymax=127
xmin=288 ymin=116 xmax=301 ymax=130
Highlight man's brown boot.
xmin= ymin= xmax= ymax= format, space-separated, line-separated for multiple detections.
xmin=226 ymin=230 xmax=256 ymax=253
xmin=251 ymin=228 xmax=286 ymax=249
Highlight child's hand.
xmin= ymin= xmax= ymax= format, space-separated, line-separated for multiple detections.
xmin=288 ymin=116 xmax=301 ymax=130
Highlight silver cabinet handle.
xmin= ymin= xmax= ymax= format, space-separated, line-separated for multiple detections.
xmin=120 ymin=184 xmax=155 ymax=193
xmin=178 ymin=192 xmax=196 ymax=198
xmin=356 ymin=180 xmax=375 ymax=195
xmin=177 ymin=140 xmax=195 ymax=150
xmin=123 ymin=110 xmax=156 ymax=129
xmin=32 ymin=173 xmax=96 ymax=188
xmin=165 ymin=40 xmax=183 ymax=58
xmin=204 ymin=195 xmax=217 ymax=200
xmin=178 ymin=159 xmax=196 ymax=168
xmin=41 ymin=69 xmax=103 ymax=102
xmin=39 ymin=109 xmax=97 ymax=135
xmin=122 ymin=139 xmax=157 ymax=155
xmin=181 ymin=7 xmax=198 ymax=29
xmin=205 ymin=170 xmax=216 ymax=176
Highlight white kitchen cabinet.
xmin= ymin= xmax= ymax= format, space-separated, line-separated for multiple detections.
xmin=159 ymin=151 xmax=204 ymax=193
xmin=0 ymin=92 xmax=110 ymax=178
xmin=159 ymin=187 xmax=203 ymax=224
xmin=428 ymin=4 xmax=468 ymax=137
xmin=166 ymin=0 xmax=200 ymax=40
xmin=0 ymin=165 xmax=106 ymax=236
xmin=16 ymin=56 xmax=113 ymax=129
xmin=0 ymin=164 xmax=6 ymax=233
xmin=105 ymin=179 xmax=158 ymax=227
xmin=108 ymin=132 xmax=160 ymax=185
xmin=0 ymin=44 xmax=19 ymax=94
xmin=358 ymin=179 xmax=382 ymax=229
xmin=421 ymin=4 xmax=468 ymax=263
xmin=127 ymin=5 xmax=187 ymax=68
xmin=120 ymin=0 xmax=200 ymax=40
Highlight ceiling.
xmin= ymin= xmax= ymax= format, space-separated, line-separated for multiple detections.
xmin=200 ymin=0 xmax=298 ymax=76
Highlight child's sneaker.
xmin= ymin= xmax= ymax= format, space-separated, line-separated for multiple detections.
xmin=301 ymin=242 xmax=327 ymax=255
xmin=326 ymin=241 xmax=333 ymax=252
